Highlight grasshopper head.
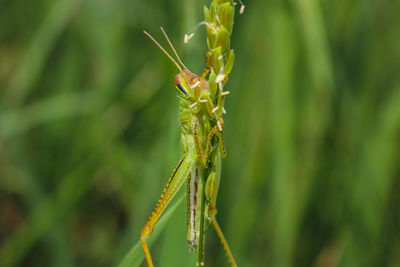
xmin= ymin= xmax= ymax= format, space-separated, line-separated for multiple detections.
xmin=143 ymin=28 xmax=209 ymax=102
xmin=174 ymin=69 xmax=208 ymax=100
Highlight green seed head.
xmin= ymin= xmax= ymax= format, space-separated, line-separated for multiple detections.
xmin=205 ymin=0 xmax=236 ymax=94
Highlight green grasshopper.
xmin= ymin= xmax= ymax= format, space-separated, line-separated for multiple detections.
xmin=140 ymin=27 xmax=237 ymax=267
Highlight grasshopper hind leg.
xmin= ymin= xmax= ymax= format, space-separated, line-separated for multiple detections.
xmin=206 ymin=199 xmax=238 ymax=266
xmin=141 ymin=155 xmax=195 ymax=267
xmin=204 ymin=148 xmax=237 ymax=267
xmin=211 ymin=216 xmax=238 ymax=267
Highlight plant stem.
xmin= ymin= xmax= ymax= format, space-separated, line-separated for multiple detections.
xmin=196 ymin=165 xmax=207 ymax=266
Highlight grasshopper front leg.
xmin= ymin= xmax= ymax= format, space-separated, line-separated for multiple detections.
xmin=200 ymin=50 xmax=213 ymax=79
xmin=193 ymin=117 xmax=226 ymax=166
xmin=141 ymin=155 xmax=195 ymax=267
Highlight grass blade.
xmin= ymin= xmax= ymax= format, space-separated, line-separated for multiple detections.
xmin=117 ymin=194 xmax=185 ymax=267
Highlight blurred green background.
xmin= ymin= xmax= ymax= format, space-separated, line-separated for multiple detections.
xmin=1 ymin=0 xmax=400 ymax=266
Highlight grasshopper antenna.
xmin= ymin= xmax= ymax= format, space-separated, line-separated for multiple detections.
xmin=143 ymin=30 xmax=182 ymax=72
xmin=160 ymin=27 xmax=188 ymax=70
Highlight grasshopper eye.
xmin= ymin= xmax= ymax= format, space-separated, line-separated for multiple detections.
xmin=174 ymin=74 xmax=186 ymax=95
xmin=174 ymin=74 xmax=180 ymax=85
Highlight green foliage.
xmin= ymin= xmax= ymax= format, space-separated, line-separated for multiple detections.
xmin=0 ymin=0 xmax=400 ymax=267
xmin=117 ymin=195 xmax=185 ymax=267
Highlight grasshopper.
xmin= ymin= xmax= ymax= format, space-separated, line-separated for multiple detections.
xmin=140 ymin=27 xmax=237 ymax=267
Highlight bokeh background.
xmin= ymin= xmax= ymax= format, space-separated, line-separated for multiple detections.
xmin=1 ymin=0 xmax=400 ymax=266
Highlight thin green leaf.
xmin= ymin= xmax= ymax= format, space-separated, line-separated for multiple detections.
xmin=117 ymin=194 xmax=185 ymax=267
